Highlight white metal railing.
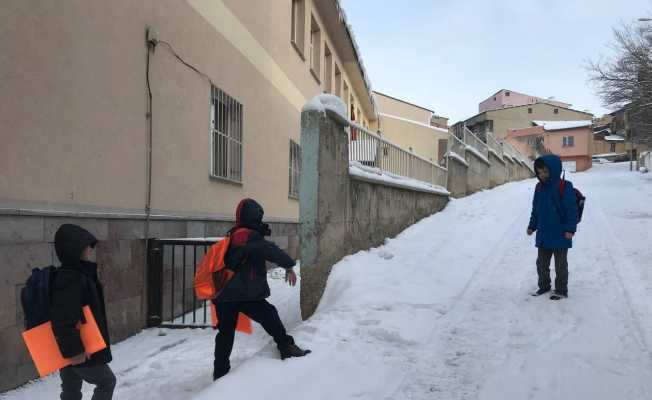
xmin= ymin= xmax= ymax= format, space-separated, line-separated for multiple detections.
xmin=448 ymin=130 xmax=466 ymax=158
xmin=348 ymin=122 xmax=448 ymax=189
xmin=463 ymin=127 xmax=489 ymax=159
xmin=486 ymin=131 xmax=504 ymax=159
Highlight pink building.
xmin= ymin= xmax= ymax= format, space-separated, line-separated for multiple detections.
xmin=479 ymin=89 xmax=571 ymax=113
xmin=506 ymin=120 xmax=593 ymax=172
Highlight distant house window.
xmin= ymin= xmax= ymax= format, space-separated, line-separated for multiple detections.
xmin=528 ymin=108 xmax=533 ymax=114
xmin=289 ymin=140 xmax=301 ymax=198
xmin=493 ymin=97 xmax=496 ymax=101
xmin=291 ymin=0 xmax=305 ymax=57
xmin=310 ymin=16 xmax=321 ymax=82
xmin=505 ymin=91 xmax=511 ymax=97
xmin=610 ymin=142 xmax=616 ymax=152
xmin=211 ymin=86 xmax=243 ymax=183
xmin=554 ymin=108 xmax=559 ymax=114
xmin=563 ymin=136 xmax=575 ymax=147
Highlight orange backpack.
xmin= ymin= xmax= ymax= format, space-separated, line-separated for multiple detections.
xmin=194 ymin=237 xmax=234 ymax=301
xmin=194 ymin=235 xmax=253 ymax=334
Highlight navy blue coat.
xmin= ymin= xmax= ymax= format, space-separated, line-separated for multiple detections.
xmin=528 ymin=155 xmax=578 ymax=249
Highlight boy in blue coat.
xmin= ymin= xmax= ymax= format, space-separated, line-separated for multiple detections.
xmin=527 ymin=154 xmax=578 ymax=300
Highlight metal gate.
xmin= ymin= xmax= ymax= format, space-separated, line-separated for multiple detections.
xmin=146 ymin=238 xmax=218 ymax=328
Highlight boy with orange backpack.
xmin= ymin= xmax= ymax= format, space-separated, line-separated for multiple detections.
xmin=208 ymin=198 xmax=310 ymax=381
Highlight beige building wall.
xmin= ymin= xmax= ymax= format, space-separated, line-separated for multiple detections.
xmin=373 ymin=92 xmax=432 ymax=124
xmin=593 ymin=139 xmax=626 ymax=155
xmin=484 ymin=103 xmax=593 ymax=140
xmin=0 ymin=0 xmax=375 ymax=222
xmin=377 ymin=115 xmax=448 ymax=162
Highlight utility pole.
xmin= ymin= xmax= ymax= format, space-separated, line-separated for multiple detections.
xmin=625 ymin=108 xmax=633 ymax=171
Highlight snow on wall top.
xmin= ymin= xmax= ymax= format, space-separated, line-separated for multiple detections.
xmin=303 ymin=94 xmax=349 ymax=123
xmin=532 ymin=120 xmax=592 ymax=131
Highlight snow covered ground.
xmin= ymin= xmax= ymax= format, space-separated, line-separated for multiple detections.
xmin=3 ymin=162 xmax=652 ymax=400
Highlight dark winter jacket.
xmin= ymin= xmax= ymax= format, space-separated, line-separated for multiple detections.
xmin=528 ymin=155 xmax=578 ymax=249
xmin=50 ymin=224 xmax=112 ymax=365
xmin=215 ymin=199 xmax=296 ymax=303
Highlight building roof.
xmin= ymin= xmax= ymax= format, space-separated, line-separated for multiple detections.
xmin=373 ymin=91 xmax=435 ymax=114
xmin=480 ymin=89 xmax=571 ymax=108
xmin=532 ymin=120 xmax=593 ymax=131
xmin=314 ymin=0 xmax=377 ymax=118
xmin=464 ymin=102 xmax=594 ymax=123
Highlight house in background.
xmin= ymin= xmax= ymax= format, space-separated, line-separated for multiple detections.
xmin=479 ymin=89 xmax=571 ymax=113
xmin=506 ymin=120 xmax=593 ymax=172
xmin=372 ymin=91 xmax=450 ymax=164
xmin=465 ymin=101 xmax=593 ymax=142
xmin=593 ymin=126 xmax=626 ymax=156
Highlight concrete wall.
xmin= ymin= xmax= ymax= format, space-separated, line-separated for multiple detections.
xmin=488 ymin=152 xmax=507 ymax=188
xmin=299 ymin=105 xmax=448 ymax=320
xmin=446 ymin=155 xmax=469 ymax=198
xmin=0 ymin=213 xmax=297 ymax=391
xmin=0 ymin=0 xmax=376 ymax=224
xmin=465 ymin=150 xmax=491 ymax=194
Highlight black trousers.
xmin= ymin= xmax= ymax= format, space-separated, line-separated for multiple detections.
xmin=536 ymin=248 xmax=569 ymax=295
xmin=213 ymin=300 xmax=293 ymax=379
xmin=60 ymin=364 xmax=116 ymax=400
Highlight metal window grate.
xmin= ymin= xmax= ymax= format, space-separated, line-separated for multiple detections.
xmin=289 ymin=140 xmax=301 ymax=198
xmin=211 ymin=86 xmax=243 ymax=183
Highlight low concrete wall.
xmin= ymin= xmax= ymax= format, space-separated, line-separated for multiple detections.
xmin=0 ymin=213 xmax=297 ymax=391
xmin=488 ymin=151 xmax=507 ymax=188
xmin=465 ymin=150 xmax=491 ymax=194
xmin=299 ymin=105 xmax=449 ymax=320
xmin=446 ymin=154 xmax=468 ymax=198
xmin=504 ymin=156 xmax=518 ymax=182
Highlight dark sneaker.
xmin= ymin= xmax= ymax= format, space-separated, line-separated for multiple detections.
xmin=531 ymin=287 xmax=551 ymax=297
xmin=550 ymin=291 xmax=568 ymax=301
xmin=279 ymin=343 xmax=311 ymax=360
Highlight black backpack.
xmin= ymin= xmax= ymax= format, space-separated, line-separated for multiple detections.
xmin=20 ymin=266 xmax=57 ymax=329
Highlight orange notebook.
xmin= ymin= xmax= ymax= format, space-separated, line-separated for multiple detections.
xmin=210 ymin=303 xmax=253 ymax=334
xmin=22 ymin=306 xmax=107 ymax=377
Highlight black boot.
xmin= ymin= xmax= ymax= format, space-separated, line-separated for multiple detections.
xmin=531 ymin=287 xmax=551 ymax=296
xmin=279 ymin=343 xmax=311 ymax=360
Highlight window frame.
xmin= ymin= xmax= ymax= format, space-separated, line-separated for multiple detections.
xmin=210 ymin=85 xmax=244 ymax=184
xmin=288 ymin=139 xmax=301 ymax=199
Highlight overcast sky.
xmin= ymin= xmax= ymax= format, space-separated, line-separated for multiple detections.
xmin=340 ymin=0 xmax=652 ymax=123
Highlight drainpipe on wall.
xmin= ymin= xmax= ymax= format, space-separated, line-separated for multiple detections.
xmin=144 ymin=27 xmax=158 ymax=287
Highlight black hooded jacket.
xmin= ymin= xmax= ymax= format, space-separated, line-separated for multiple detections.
xmin=216 ymin=199 xmax=296 ymax=303
xmin=50 ymin=224 xmax=112 ymax=365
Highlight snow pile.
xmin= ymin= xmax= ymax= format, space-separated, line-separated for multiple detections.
xmin=6 ymin=164 xmax=652 ymax=400
xmin=302 ymin=94 xmax=348 ymax=122
xmin=349 ymin=161 xmax=449 ymax=195
xmin=604 ymin=135 xmax=625 ymax=141
xmin=532 ymin=120 xmax=592 ymax=130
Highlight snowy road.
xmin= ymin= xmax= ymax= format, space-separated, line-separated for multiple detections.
xmin=3 ymin=163 xmax=651 ymax=399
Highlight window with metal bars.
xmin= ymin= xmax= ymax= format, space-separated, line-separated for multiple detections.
xmin=289 ymin=140 xmax=301 ymax=199
xmin=210 ymin=86 xmax=243 ymax=183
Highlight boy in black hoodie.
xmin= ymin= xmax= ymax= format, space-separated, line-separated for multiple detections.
xmin=50 ymin=224 xmax=116 ymax=400
xmin=212 ymin=198 xmax=310 ymax=381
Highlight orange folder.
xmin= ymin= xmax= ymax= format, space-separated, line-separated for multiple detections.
xmin=210 ymin=302 xmax=253 ymax=334
xmin=22 ymin=306 xmax=107 ymax=377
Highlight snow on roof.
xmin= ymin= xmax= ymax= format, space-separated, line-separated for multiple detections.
xmin=604 ymin=135 xmax=625 ymax=141
xmin=532 ymin=120 xmax=592 ymax=131
xmin=378 ymin=112 xmax=449 ymax=133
